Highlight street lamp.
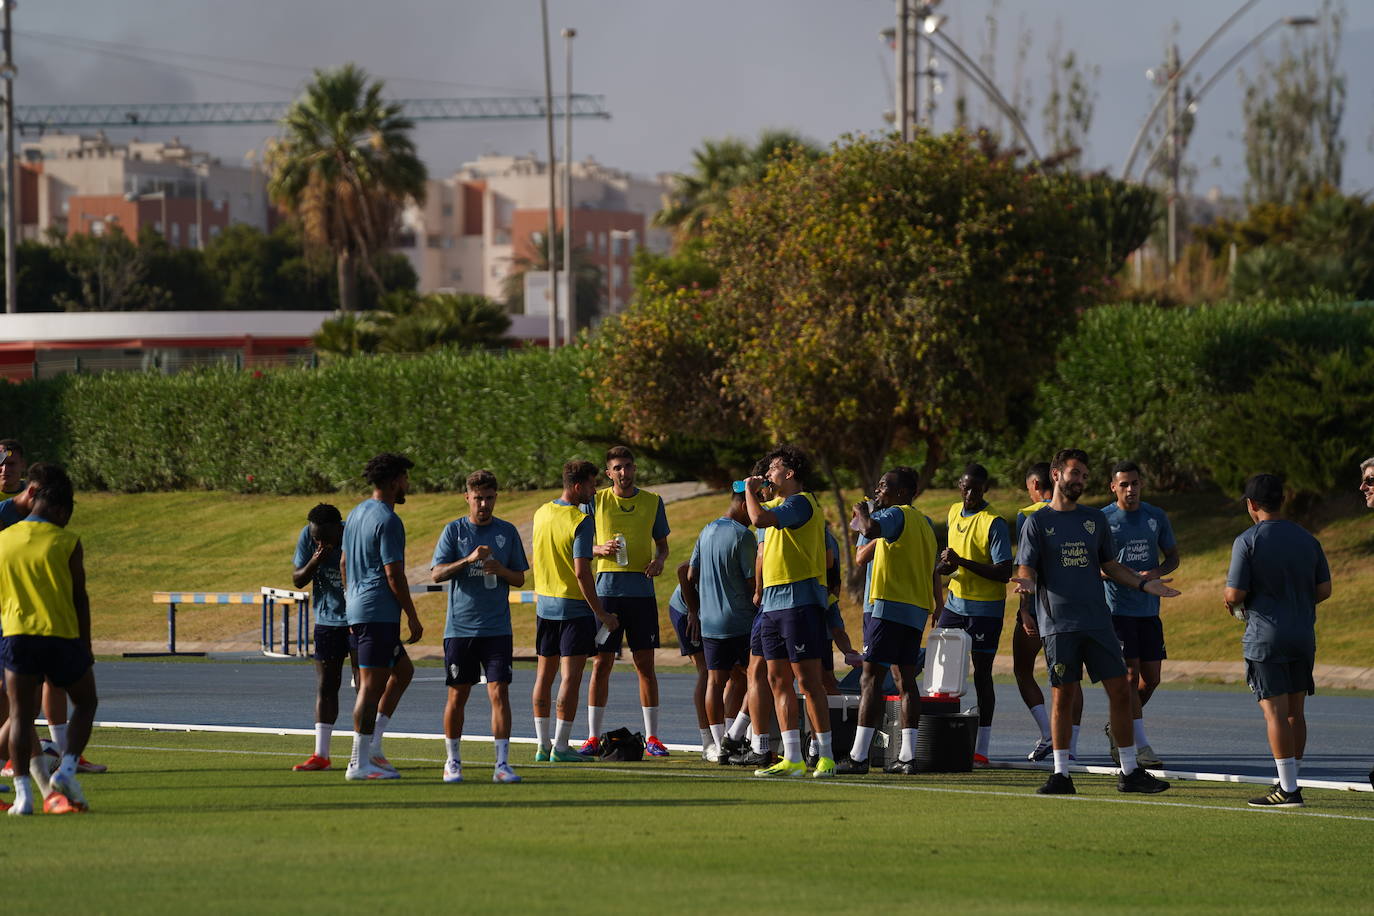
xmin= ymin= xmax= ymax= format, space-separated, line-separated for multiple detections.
xmin=539 ymin=0 xmax=558 ymax=350
xmin=561 ymin=26 xmax=575 ymax=346
xmin=1119 ymin=6 xmax=1318 ymax=267
xmin=2 ymin=0 xmax=16 ymax=314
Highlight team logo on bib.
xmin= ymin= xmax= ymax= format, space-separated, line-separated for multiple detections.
xmin=1083 ymin=520 xmax=1096 ymax=535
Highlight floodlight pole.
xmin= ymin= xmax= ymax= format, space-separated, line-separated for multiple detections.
xmin=562 ymin=27 xmax=575 ymax=346
xmin=2 ymin=0 xmax=16 ymax=314
xmin=540 ymin=0 xmax=558 ymax=349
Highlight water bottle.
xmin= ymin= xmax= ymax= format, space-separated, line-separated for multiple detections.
xmin=613 ymin=532 xmax=628 ymax=567
xmin=595 ymin=623 xmax=611 ymax=646
xmin=484 ymin=564 xmax=497 ymax=590
xmin=850 ymin=499 xmax=874 ymax=532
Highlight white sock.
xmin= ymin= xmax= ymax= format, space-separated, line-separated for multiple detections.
xmin=554 ymin=718 xmax=575 ymax=752
xmin=900 ymin=727 xmax=917 ymax=762
xmin=57 ymin=753 xmax=77 ymax=782
xmin=1030 ymin=704 xmax=1051 ymax=741
xmin=976 ymin=726 xmax=992 ymax=757
xmin=350 ymin=732 xmax=370 ymax=769
xmin=1133 ymin=718 xmax=1148 ymax=748
xmin=314 ymin=723 xmax=332 ymax=758
xmin=1276 ymin=757 xmax=1298 ymax=793
xmin=444 ymin=738 xmax=461 ymax=762
xmin=728 ymin=714 xmax=750 ymax=741
xmin=700 ymin=727 xmax=713 ymax=748
xmin=751 ymin=732 xmax=770 ymax=754
xmin=1070 ymin=725 xmax=1080 ymax=757
xmin=588 ymin=705 xmax=605 ymax=740
xmin=807 ymin=735 xmax=818 ymax=757
xmin=815 ymin=731 xmax=833 ymax=761
xmin=495 ymin=739 xmax=510 ymax=768
xmin=48 ymin=722 xmax=69 ymax=756
xmin=29 ymin=756 xmax=52 ymax=797
xmin=1295 ymin=757 xmax=1303 ymax=776
xmin=709 ymin=723 xmax=725 ymax=748
xmin=642 ymin=706 xmax=660 ymax=738
xmin=373 ymin=713 xmax=390 ymax=758
xmin=851 ymin=725 xmax=876 ymax=762
xmin=724 ymin=714 xmax=736 ymax=734
xmin=1052 ymin=749 xmax=1071 ymax=776
xmin=534 ymin=716 xmax=551 ymax=749
xmin=13 ymin=774 xmax=31 ymax=808
xmin=781 ymin=729 xmax=802 ymax=764
xmin=1119 ymin=743 xmax=1138 ymax=774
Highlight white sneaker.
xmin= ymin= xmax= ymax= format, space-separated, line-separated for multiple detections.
xmin=1027 ymin=738 xmax=1053 ymax=762
xmin=704 ymin=744 xmax=721 ymax=763
xmin=7 ymin=796 xmax=32 ymax=816
xmin=443 ymin=759 xmax=464 ymax=783
xmin=370 ymin=755 xmax=399 ymax=776
xmin=345 ymin=761 xmax=398 ymax=781
xmin=492 ymin=763 xmax=522 ymax=784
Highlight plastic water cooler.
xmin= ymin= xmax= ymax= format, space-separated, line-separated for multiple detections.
xmin=912 ymin=627 xmax=979 ymax=772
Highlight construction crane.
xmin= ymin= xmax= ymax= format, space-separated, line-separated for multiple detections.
xmin=14 ymin=94 xmax=610 ymax=133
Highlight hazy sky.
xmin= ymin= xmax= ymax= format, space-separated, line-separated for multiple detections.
xmin=17 ymin=1 xmax=1374 ymax=197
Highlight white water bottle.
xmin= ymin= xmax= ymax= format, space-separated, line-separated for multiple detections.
xmin=484 ymin=565 xmax=497 ymax=590
xmin=613 ymin=532 xmax=628 ymax=567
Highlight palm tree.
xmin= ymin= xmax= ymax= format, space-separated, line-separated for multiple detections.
xmin=381 ymin=293 xmax=511 ymax=353
xmin=267 ymin=63 xmax=426 ymax=311
xmin=502 ymin=232 xmax=603 ymax=329
xmin=655 ymin=129 xmax=823 ymax=240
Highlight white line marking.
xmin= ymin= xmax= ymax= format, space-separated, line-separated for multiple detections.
xmin=82 ymin=725 xmax=1374 ymax=822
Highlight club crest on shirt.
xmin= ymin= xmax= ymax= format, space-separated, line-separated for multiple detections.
xmin=1147 ymin=518 xmax=1158 ymax=532
xmin=1083 ymin=520 xmax=1096 ymax=535
xmin=496 ymin=534 xmax=507 ymax=548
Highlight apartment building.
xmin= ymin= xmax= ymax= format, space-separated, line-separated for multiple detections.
xmin=398 ymin=153 xmax=672 ymax=314
xmin=17 ymin=132 xmax=271 ymax=247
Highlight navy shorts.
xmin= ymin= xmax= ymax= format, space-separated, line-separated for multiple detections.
xmin=351 ymin=621 xmax=406 ymax=669
xmin=0 ymin=635 xmax=93 ymax=688
xmin=937 ymin=609 xmax=1004 ymax=655
xmin=863 ymin=614 xmax=923 ymax=668
xmin=668 ymin=606 xmax=702 ymax=657
xmin=749 ymin=611 xmax=766 ymax=658
xmin=536 ymin=615 xmax=597 ymax=658
xmin=703 ymin=635 xmax=750 ymax=671
xmin=1042 ymin=628 xmax=1127 ymax=686
xmin=822 ymin=639 xmax=835 ymax=672
xmin=1246 ymin=656 xmax=1315 ymax=701
xmin=313 ymin=623 xmax=356 ymax=664
xmin=597 ymin=595 xmax=660 ymax=653
xmin=758 ymin=606 xmax=828 ymax=663
xmin=1112 ymin=615 xmax=1167 ymax=663
xmin=444 ymin=634 xmax=514 ymax=686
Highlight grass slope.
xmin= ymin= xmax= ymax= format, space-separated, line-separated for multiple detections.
xmin=75 ymin=487 xmax=1374 ymax=665
xmin=9 ymin=728 xmax=1374 ymax=913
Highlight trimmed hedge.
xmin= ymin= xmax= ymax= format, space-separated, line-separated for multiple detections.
xmin=1 ymin=347 xmax=621 ymax=493
xmin=1023 ymin=298 xmax=1374 ymax=493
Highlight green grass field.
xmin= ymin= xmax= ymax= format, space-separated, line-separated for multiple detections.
xmin=10 ymin=727 xmax=1374 ymax=913
xmin=77 ymin=486 xmax=1374 ymax=666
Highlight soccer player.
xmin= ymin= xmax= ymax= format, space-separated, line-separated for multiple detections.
xmin=743 ymin=445 xmax=835 ymax=778
xmin=1012 ymin=462 xmax=1054 ymax=760
xmin=667 ymin=561 xmax=713 ymax=758
xmin=0 ymin=463 xmax=97 ymax=815
xmin=684 ymin=489 xmax=756 ymax=762
xmin=1360 ymin=457 xmax=1374 ymax=790
xmin=531 ymin=460 xmax=618 ymax=762
xmin=839 ymin=466 xmax=940 ymax=775
xmin=341 ymin=453 xmax=423 ymax=781
xmin=1013 ymin=448 xmax=1177 ymax=796
xmin=0 ymin=441 xmax=104 ymax=777
xmin=936 ymin=463 xmax=1012 ymax=766
xmin=291 ymin=503 xmax=355 ymax=771
xmin=1101 ymin=461 xmax=1179 ymax=770
xmin=581 ymin=446 xmax=671 ymax=757
xmin=431 ymin=470 xmax=530 ymax=784
xmin=1225 ymin=473 xmax=1331 ymax=808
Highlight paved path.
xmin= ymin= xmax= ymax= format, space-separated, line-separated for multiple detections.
xmin=85 ymin=659 xmax=1374 ymax=785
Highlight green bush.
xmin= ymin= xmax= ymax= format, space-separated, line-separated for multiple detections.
xmin=0 ymin=348 xmax=644 ymax=493
xmin=1023 ymin=298 xmax=1374 ymax=492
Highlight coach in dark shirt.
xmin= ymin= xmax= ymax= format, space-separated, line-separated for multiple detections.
xmin=1224 ymin=473 xmax=1331 ymax=809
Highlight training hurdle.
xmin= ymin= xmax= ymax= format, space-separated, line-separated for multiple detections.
xmin=260 ymin=587 xmax=311 ymax=658
xmin=128 ymin=591 xmax=265 ymax=657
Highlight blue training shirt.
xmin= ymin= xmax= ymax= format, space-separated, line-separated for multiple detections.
xmin=944 ymin=507 xmax=1010 ymax=619
xmin=0 ymin=497 xmax=24 ymax=531
xmin=536 ymin=499 xmax=597 ymax=621
xmin=293 ymin=524 xmax=346 ymax=627
xmin=432 ymin=516 xmax=529 ymax=638
xmin=342 ymin=498 xmax=406 ymax=625
xmin=1017 ymin=504 xmax=1116 ymax=636
xmin=1226 ymin=519 xmax=1330 ymax=663
xmin=689 ymin=517 xmax=757 ymax=639
xmin=1101 ymin=502 xmax=1176 ymax=618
